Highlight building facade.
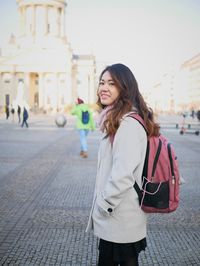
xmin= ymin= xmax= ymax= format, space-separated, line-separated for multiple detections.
xmin=146 ymin=53 xmax=200 ymax=113
xmin=0 ymin=0 xmax=96 ymax=113
xmin=147 ymin=68 xmax=177 ymax=113
xmin=180 ymin=53 xmax=200 ymax=111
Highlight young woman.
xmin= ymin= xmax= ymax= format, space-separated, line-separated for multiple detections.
xmin=86 ymin=63 xmax=159 ymax=266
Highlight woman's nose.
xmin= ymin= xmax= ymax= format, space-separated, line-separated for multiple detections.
xmin=100 ymin=83 xmax=109 ymax=91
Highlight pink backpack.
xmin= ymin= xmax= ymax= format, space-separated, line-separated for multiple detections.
xmin=129 ymin=113 xmax=180 ymax=213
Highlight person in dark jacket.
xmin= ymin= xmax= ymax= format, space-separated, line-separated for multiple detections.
xmin=17 ymin=105 xmax=21 ymax=123
xmin=5 ymin=105 xmax=10 ymax=120
xmin=197 ymin=110 xmax=200 ymax=121
xmin=11 ymin=105 xmax=15 ymax=122
xmin=21 ymin=107 xmax=29 ymax=128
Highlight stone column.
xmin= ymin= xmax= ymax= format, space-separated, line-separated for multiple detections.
xmin=24 ymin=6 xmax=28 ymax=35
xmin=56 ymin=73 xmax=59 ymax=111
xmin=18 ymin=7 xmax=22 ymax=36
xmin=30 ymin=5 xmax=33 ymax=35
xmin=45 ymin=6 xmax=48 ymax=34
xmin=32 ymin=5 xmax=36 ymax=36
xmin=71 ymin=64 xmax=78 ymax=103
xmin=61 ymin=8 xmax=65 ymax=37
xmin=0 ymin=73 xmax=3 ymax=107
xmin=56 ymin=8 xmax=60 ymax=37
xmin=43 ymin=73 xmax=47 ymax=110
xmin=39 ymin=73 xmax=45 ymax=109
xmin=25 ymin=6 xmax=32 ymax=36
xmin=12 ymin=71 xmax=18 ymax=100
xmin=66 ymin=69 xmax=72 ymax=105
xmin=18 ymin=6 xmax=24 ymax=36
xmin=22 ymin=6 xmax=26 ymax=36
xmin=24 ymin=73 xmax=30 ymax=107
xmin=89 ymin=70 xmax=96 ymax=104
xmin=36 ymin=5 xmax=46 ymax=36
xmin=47 ymin=6 xmax=54 ymax=35
xmin=52 ymin=7 xmax=57 ymax=36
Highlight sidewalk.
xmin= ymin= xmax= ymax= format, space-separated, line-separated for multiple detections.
xmin=0 ymin=114 xmax=199 ymax=265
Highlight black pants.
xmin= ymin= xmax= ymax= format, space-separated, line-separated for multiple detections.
xmin=21 ymin=119 xmax=28 ymax=128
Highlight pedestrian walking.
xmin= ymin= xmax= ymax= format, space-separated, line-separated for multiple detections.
xmin=71 ymin=98 xmax=95 ymax=158
xmin=191 ymin=109 xmax=195 ymax=119
xmin=86 ymin=63 xmax=160 ymax=266
xmin=197 ymin=110 xmax=200 ymax=121
xmin=5 ymin=104 xmax=9 ymax=120
xmin=11 ymin=105 xmax=15 ymax=122
xmin=21 ymin=107 xmax=29 ymax=128
xmin=17 ymin=105 xmax=21 ymax=123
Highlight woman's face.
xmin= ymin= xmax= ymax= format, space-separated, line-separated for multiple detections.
xmin=98 ymin=71 xmax=120 ymax=106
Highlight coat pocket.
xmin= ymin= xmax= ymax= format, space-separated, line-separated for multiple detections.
xmin=96 ymin=194 xmax=114 ymax=216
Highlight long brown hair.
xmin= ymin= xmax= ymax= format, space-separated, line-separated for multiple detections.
xmin=97 ymin=63 xmax=160 ymax=137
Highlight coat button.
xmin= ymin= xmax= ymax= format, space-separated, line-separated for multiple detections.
xmin=107 ymin=208 xmax=113 ymax=213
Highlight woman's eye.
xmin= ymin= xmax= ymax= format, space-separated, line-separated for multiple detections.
xmin=109 ymin=82 xmax=115 ymax=86
xmin=99 ymin=81 xmax=104 ymax=86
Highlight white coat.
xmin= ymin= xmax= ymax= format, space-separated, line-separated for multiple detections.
xmin=86 ymin=115 xmax=147 ymax=243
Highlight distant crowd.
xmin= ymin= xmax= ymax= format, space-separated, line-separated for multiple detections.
xmin=182 ymin=109 xmax=200 ymax=121
xmin=5 ymin=104 xmax=29 ymax=128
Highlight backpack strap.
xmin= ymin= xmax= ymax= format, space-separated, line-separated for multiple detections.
xmin=151 ymin=139 xmax=162 ymax=177
xmin=128 ymin=113 xmax=161 ymax=177
xmin=127 ymin=113 xmax=148 ymax=133
xmin=167 ymin=143 xmax=175 ymax=177
xmin=127 ymin=113 xmax=148 ymax=202
xmin=110 ymin=112 xmax=147 ymax=145
xmin=133 ymin=182 xmax=143 ymax=205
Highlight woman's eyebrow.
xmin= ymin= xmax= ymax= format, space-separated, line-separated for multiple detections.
xmin=100 ymin=78 xmax=113 ymax=82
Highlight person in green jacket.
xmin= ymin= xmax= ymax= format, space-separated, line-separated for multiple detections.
xmin=71 ymin=98 xmax=96 ymax=158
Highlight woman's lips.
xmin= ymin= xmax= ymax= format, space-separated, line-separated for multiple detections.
xmin=100 ymin=94 xmax=110 ymax=99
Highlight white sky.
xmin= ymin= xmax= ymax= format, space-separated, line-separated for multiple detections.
xmin=0 ymin=0 xmax=200 ymax=90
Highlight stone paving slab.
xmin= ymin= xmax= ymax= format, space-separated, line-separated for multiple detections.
xmin=0 ymin=115 xmax=199 ymax=265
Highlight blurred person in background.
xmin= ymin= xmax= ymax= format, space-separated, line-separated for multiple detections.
xmin=17 ymin=105 xmax=21 ymax=123
xmin=5 ymin=104 xmax=10 ymax=120
xmin=21 ymin=107 xmax=29 ymax=128
xmin=71 ymin=98 xmax=95 ymax=158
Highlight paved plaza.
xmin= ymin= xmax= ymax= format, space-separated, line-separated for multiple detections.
xmin=0 ymin=113 xmax=199 ymax=265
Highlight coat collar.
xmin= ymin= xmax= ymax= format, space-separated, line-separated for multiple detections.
xmin=121 ymin=108 xmax=138 ymax=120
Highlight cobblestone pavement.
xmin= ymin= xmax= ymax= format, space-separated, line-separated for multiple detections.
xmin=0 ymin=114 xmax=199 ymax=265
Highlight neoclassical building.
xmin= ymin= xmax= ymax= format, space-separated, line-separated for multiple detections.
xmin=0 ymin=0 xmax=96 ymax=112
